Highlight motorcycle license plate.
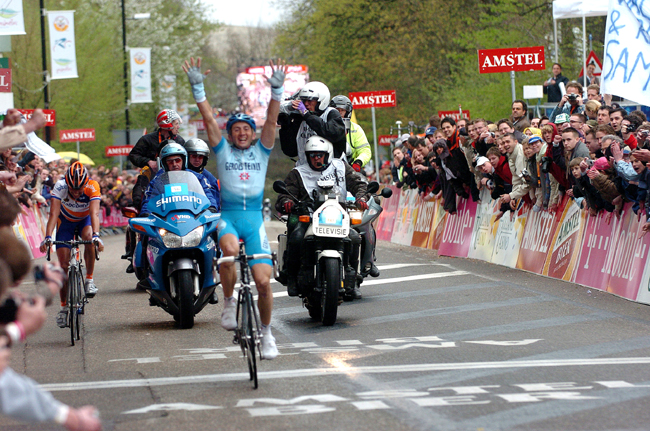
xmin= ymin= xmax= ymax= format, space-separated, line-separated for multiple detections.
xmin=313 ymin=226 xmax=348 ymax=237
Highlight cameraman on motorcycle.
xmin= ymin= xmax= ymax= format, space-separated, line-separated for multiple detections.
xmin=275 ymin=136 xmax=368 ymax=300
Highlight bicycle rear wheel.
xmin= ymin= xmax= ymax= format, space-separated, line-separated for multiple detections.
xmin=240 ymin=289 xmax=258 ymax=389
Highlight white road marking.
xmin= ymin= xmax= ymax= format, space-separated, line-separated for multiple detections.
xmin=258 ymin=270 xmax=470 ymax=300
xmin=42 ymin=357 xmax=650 ymax=392
xmin=123 ymin=403 xmax=222 ymax=414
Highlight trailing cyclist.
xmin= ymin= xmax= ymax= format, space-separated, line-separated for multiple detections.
xmin=39 ymin=162 xmax=104 ymax=328
xmin=183 ymin=56 xmax=286 ymax=359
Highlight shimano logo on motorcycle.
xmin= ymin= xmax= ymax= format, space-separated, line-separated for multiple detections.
xmin=170 ymin=214 xmax=191 ymax=222
xmin=155 ymin=195 xmax=203 ymax=207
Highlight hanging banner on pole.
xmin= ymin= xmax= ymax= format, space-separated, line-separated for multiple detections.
xmin=601 ymin=0 xmax=650 ymax=106
xmin=47 ymin=11 xmax=78 ymax=79
xmin=130 ymin=48 xmax=152 ymax=104
xmin=0 ymin=0 xmax=26 ymax=35
xmin=478 ymin=46 xmax=545 ymax=74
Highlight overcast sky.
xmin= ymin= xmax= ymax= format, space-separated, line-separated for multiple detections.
xmin=201 ymin=0 xmax=285 ymax=27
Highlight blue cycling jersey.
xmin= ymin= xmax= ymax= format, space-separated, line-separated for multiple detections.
xmin=212 ymin=137 xmax=271 ymax=211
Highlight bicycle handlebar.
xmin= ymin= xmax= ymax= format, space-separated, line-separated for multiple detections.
xmin=217 ymin=253 xmax=274 ymax=265
xmin=46 ymin=240 xmax=100 ymax=262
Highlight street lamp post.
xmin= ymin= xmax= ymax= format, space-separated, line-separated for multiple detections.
xmin=121 ymin=0 xmax=150 ymax=151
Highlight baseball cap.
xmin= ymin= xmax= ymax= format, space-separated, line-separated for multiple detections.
xmin=425 ymin=126 xmax=437 ymax=136
xmin=395 ymin=133 xmax=410 ymax=146
xmin=555 ymin=113 xmax=570 ymax=124
xmin=475 ymin=156 xmax=489 ymax=168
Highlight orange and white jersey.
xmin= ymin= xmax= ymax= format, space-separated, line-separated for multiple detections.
xmin=51 ymin=179 xmax=101 ymax=222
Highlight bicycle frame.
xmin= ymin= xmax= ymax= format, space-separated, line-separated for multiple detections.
xmin=216 ymin=243 xmax=277 ymax=389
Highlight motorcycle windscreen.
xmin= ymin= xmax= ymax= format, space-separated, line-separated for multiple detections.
xmin=145 ymin=171 xmax=210 ymax=217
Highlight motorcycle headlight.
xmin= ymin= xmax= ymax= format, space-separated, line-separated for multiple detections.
xmin=159 ymin=226 xmax=204 ymax=248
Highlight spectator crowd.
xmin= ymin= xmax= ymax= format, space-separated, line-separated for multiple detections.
xmin=384 ymin=65 xmax=650 ymax=235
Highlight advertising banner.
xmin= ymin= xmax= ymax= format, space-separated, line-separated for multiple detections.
xmin=516 ymin=198 xmax=564 ymax=274
xmin=573 ymin=210 xmax=621 ymax=290
xmin=348 ymin=90 xmax=396 ymax=109
xmin=0 ymin=69 xmax=11 ymax=92
xmin=59 ymin=128 xmax=95 ymax=143
xmin=427 ymin=199 xmax=447 ymax=250
xmin=17 ymin=109 xmax=56 ymax=126
xmin=543 ymin=200 xmax=587 ymax=281
xmin=105 ymin=146 xmax=134 ymax=157
xmin=438 ymin=110 xmax=470 ymax=122
xmin=411 ymin=199 xmax=436 ymax=248
xmin=130 ymin=48 xmax=152 ymax=103
xmin=236 ymin=64 xmax=308 ymax=128
xmin=47 ymin=11 xmax=78 ymax=79
xmin=607 ymin=204 xmax=650 ymax=301
xmin=438 ymin=197 xmax=477 ymax=258
xmin=468 ymin=190 xmax=499 ymax=262
xmin=478 ymin=46 xmax=545 ymax=74
xmin=0 ymin=0 xmax=26 ymax=35
xmin=379 ymin=135 xmax=397 ymax=146
xmin=376 ymin=186 xmax=399 ymax=241
xmin=491 ymin=202 xmax=528 ymax=268
xmin=391 ymin=189 xmax=417 ymax=246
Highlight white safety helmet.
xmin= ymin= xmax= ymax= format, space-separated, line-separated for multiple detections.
xmin=298 ymin=81 xmax=331 ymax=112
xmin=305 ymin=136 xmax=334 ymax=172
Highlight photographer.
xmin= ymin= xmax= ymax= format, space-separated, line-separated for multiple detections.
xmin=0 ymin=227 xmax=102 ymax=430
xmin=636 ymin=125 xmax=650 ymax=150
xmin=549 ymin=82 xmax=585 ymax=124
xmin=621 ymin=115 xmax=642 ymax=150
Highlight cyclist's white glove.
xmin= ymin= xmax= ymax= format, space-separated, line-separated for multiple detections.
xmin=185 ymin=64 xmax=206 ymax=103
xmin=92 ymin=235 xmax=103 ymax=248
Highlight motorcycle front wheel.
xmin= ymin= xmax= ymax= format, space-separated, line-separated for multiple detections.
xmin=321 ymin=257 xmax=340 ymax=326
xmin=174 ymin=269 xmax=195 ymax=329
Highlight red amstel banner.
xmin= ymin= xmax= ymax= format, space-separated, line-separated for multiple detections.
xmin=378 ymin=135 xmax=397 ymax=147
xmin=438 ymin=197 xmax=477 ymax=258
xmin=105 ymin=146 xmax=134 ymax=157
xmin=438 ymin=110 xmax=470 ymax=122
xmin=59 ymin=128 xmax=95 ymax=143
xmin=0 ymin=69 xmax=11 ymax=92
xmin=478 ymin=46 xmax=545 ymax=74
xmin=349 ymin=90 xmax=396 ymax=109
xmin=376 ymin=186 xmax=400 ymax=242
xmin=17 ymin=109 xmax=56 ymax=126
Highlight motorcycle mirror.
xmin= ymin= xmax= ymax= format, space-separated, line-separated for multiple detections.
xmin=121 ymin=206 xmax=139 ymax=218
xmin=273 ymin=180 xmax=289 ymax=195
xmin=381 ymin=187 xmax=393 ymax=198
xmin=367 ymin=181 xmax=380 ymax=194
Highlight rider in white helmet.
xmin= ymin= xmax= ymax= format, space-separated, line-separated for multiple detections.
xmin=278 ymin=81 xmax=346 ymax=167
xmin=275 ymin=136 xmax=368 ymax=300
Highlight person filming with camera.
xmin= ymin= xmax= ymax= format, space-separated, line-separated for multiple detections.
xmin=549 ymin=81 xmax=585 ymax=124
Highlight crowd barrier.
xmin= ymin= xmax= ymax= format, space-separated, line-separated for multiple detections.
xmin=376 ymin=186 xmax=650 ymax=305
xmin=11 ymin=205 xmax=130 ymax=259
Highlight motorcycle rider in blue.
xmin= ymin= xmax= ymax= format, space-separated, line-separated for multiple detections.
xmin=183 ymin=57 xmax=286 ymax=360
xmin=185 ymin=138 xmax=220 ymax=210
xmin=137 ymin=142 xmax=219 ymax=293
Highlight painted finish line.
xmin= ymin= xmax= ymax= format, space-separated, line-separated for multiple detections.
xmin=41 ymin=357 xmax=650 ymax=392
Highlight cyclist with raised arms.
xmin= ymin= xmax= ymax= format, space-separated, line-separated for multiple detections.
xmin=39 ymin=162 xmax=104 ymax=328
xmin=183 ymin=57 xmax=285 ymax=359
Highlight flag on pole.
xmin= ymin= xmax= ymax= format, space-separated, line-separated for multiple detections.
xmin=47 ymin=11 xmax=78 ymax=79
xmin=0 ymin=0 xmax=26 ymax=35
xmin=130 ymin=48 xmax=152 ymax=104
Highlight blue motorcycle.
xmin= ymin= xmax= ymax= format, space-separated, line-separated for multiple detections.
xmin=128 ymin=171 xmax=220 ymax=329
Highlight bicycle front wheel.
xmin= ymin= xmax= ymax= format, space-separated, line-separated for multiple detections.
xmin=241 ymin=290 xmax=258 ymax=389
xmin=67 ymin=268 xmax=79 ymax=345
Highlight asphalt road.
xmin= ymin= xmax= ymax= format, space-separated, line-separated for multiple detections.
xmin=5 ymin=226 xmax=650 ymax=431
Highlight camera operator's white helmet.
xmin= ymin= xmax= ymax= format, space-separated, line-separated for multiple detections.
xmin=305 ymin=136 xmax=334 ymax=171
xmin=298 ymin=81 xmax=330 ymax=112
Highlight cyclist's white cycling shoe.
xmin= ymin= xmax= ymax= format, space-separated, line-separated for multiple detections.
xmin=220 ymin=297 xmax=237 ymax=330
xmin=56 ymin=308 xmax=68 ymax=328
xmin=84 ymin=279 xmax=98 ymax=298
xmin=261 ymin=330 xmax=278 ymax=360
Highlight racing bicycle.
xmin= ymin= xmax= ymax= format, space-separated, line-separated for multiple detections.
xmin=216 ymin=242 xmax=277 ymax=389
xmin=47 ymin=239 xmax=99 ymax=346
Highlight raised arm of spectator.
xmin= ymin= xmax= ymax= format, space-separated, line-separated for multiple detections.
xmin=182 ymin=57 xmax=222 ymax=148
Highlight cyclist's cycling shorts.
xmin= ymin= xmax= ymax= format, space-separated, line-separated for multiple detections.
xmin=56 ymin=215 xmax=91 ymax=250
xmin=218 ymin=210 xmax=271 ymax=267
